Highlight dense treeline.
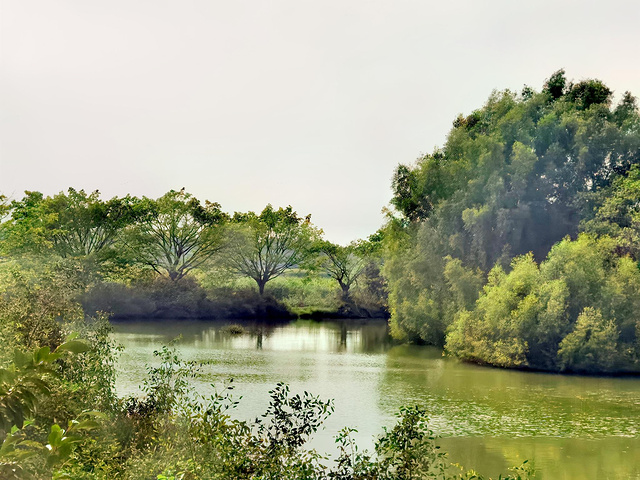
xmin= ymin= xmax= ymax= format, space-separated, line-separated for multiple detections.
xmin=384 ymin=70 xmax=640 ymax=373
xmin=0 ymin=189 xmax=387 ymax=320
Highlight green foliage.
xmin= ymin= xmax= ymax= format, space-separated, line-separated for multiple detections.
xmin=1 ymin=191 xmax=57 ymax=256
xmin=385 ymin=224 xmax=482 ymax=345
xmin=0 ymin=339 xmax=100 ymax=479
xmin=312 ymin=240 xmax=369 ymax=302
xmin=122 ymin=189 xmax=227 ymax=281
xmin=225 ymin=205 xmax=321 ymax=295
xmin=543 ymin=69 xmax=566 ymax=100
xmin=0 ymin=260 xmax=86 ymax=351
xmin=0 ymin=339 xmax=90 ymax=431
xmin=557 ymin=307 xmax=619 ymax=372
xmin=374 ymin=406 xmax=447 ymax=479
xmin=567 ymin=79 xmax=612 ymax=110
xmin=257 ymin=382 xmax=334 ymax=452
xmin=59 ymin=316 xmax=121 ymax=413
xmin=385 ymin=71 xmax=640 ymax=360
xmin=446 ymin=235 xmax=640 ymax=372
xmin=1 ymin=190 xmax=143 ymax=284
xmin=582 ymin=165 xmax=640 ymax=259
xmin=41 ymin=189 xmax=140 ymax=260
xmin=142 ymin=345 xmax=201 ymax=415
xmin=268 ymin=273 xmax=343 ymax=313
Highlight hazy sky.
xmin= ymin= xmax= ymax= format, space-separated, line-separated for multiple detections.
xmin=1 ymin=0 xmax=639 ymax=244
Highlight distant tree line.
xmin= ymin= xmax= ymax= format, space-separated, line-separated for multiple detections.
xmin=0 ymin=187 xmax=384 ymax=314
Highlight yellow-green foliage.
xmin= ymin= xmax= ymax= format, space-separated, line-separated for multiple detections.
xmin=267 ymin=274 xmax=342 ymax=311
xmin=447 ymin=235 xmax=640 ymax=372
xmin=558 ymin=307 xmax=619 ymax=372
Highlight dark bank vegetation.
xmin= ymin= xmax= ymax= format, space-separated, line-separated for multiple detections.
xmin=383 ymin=70 xmax=640 ymax=373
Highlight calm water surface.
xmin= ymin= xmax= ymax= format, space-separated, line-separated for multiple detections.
xmin=113 ymin=319 xmax=640 ymax=480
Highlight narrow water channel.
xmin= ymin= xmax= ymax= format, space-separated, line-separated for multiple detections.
xmin=113 ymin=319 xmax=640 ymax=479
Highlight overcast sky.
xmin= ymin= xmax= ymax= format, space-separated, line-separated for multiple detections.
xmin=1 ymin=0 xmax=639 ymax=244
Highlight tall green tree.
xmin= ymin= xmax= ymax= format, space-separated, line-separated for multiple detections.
xmin=123 ymin=189 xmax=227 ymax=281
xmin=1 ymin=189 xmax=139 ymax=263
xmin=225 ymin=205 xmax=320 ymax=295
xmin=314 ymin=240 xmax=368 ymax=302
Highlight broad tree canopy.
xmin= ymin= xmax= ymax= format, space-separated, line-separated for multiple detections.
xmin=314 ymin=240 xmax=369 ymax=301
xmin=225 ymin=205 xmax=320 ymax=295
xmin=124 ymin=189 xmax=227 ymax=281
xmin=1 ymin=189 xmax=139 ymax=262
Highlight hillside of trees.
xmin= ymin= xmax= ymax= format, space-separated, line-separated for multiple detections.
xmin=383 ymin=70 xmax=640 ymax=374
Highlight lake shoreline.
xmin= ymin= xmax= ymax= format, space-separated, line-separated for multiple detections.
xmin=113 ymin=319 xmax=640 ymax=480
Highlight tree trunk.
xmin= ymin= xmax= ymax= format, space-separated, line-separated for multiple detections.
xmin=257 ymin=279 xmax=266 ymax=295
xmin=340 ymin=282 xmax=350 ymax=302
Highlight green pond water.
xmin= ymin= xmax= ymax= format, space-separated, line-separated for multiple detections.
xmin=113 ymin=319 xmax=640 ymax=479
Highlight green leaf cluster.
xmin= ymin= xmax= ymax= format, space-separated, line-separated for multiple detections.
xmin=384 ymin=71 xmax=640 ymax=373
xmin=446 ymin=235 xmax=640 ymax=372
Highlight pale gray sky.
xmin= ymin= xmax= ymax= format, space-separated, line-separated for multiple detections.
xmin=1 ymin=0 xmax=639 ymax=244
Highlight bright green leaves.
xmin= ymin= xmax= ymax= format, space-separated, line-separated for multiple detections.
xmin=0 ymin=413 xmax=100 ymax=479
xmin=54 ymin=340 xmax=91 ymax=355
xmin=0 ymin=338 xmax=90 ymax=434
xmin=45 ymin=414 xmax=100 ymax=468
xmin=558 ymin=307 xmax=619 ymax=372
xmin=0 ymin=426 xmax=41 ymax=480
xmin=0 ymin=338 xmax=98 ymax=479
xmin=447 ymin=235 xmax=640 ymax=372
